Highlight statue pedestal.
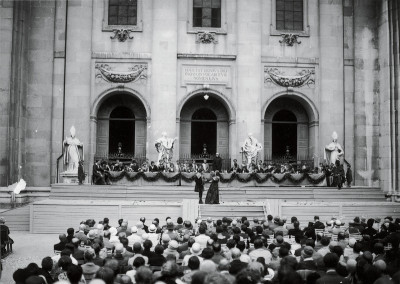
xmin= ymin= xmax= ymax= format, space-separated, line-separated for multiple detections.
xmin=60 ymin=172 xmax=79 ymax=184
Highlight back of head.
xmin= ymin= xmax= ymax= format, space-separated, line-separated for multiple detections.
xmin=41 ymin=256 xmax=53 ymax=271
xmin=200 ymin=259 xmax=217 ymax=273
xmin=191 ymin=271 xmax=208 ymax=284
xmin=25 ymin=276 xmax=46 ymax=284
xmin=323 ymin=252 xmax=339 ymax=269
xmin=188 ymin=255 xmax=200 ymax=270
xmin=58 ymin=255 xmax=73 ymax=271
xmin=133 ymin=256 xmax=145 ymax=269
xmin=254 ymin=239 xmax=264 ymax=249
xmin=95 ymin=267 xmax=115 ymax=284
xmin=67 ymin=264 xmax=83 ymax=284
xmin=134 ymin=266 xmax=153 ymax=284
xmin=204 ymin=272 xmax=230 ymax=284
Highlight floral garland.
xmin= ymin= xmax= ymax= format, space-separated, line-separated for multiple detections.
xmin=108 ymin=171 xmax=326 ymax=184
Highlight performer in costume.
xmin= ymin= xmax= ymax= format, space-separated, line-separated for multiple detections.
xmin=205 ymin=171 xmax=220 ymax=204
xmin=194 ymin=172 xmax=205 ymax=204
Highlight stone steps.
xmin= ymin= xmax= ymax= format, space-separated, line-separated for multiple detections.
xmin=0 ymin=205 xmax=30 ymax=231
xmin=199 ymin=203 xmax=266 ymax=220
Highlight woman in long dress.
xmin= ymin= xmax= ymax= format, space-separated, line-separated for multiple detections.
xmin=205 ymin=171 xmax=220 ymax=204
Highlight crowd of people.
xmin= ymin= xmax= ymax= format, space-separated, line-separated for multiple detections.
xmin=10 ymin=214 xmax=400 ymax=284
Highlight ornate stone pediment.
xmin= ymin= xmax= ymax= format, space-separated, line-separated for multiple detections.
xmin=264 ymin=68 xmax=315 ymax=88
xmin=95 ymin=64 xmax=147 ymax=84
xmin=195 ymin=31 xmax=218 ymax=44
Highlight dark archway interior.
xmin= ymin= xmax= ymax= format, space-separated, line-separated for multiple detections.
xmin=191 ymin=108 xmax=217 ymax=155
xmin=272 ymin=109 xmax=297 ymax=158
xmin=109 ymin=106 xmax=135 ymax=154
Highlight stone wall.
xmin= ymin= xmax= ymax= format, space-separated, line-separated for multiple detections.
xmin=0 ymin=0 xmax=398 ymax=190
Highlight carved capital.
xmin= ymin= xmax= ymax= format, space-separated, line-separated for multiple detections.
xmin=195 ymin=31 xmax=218 ymax=44
xmin=279 ymin=34 xmax=301 ymax=46
xmin=110 ymin=29 xmax=134 ymax=42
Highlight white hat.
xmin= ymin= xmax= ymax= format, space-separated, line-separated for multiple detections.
xmin=149 ymin=224 xmax=157 ymax=232
xmin=109 ymin=227 xmax=117 ymax=236
xmin=190 ymin=243 xmax=202 ymax=255
xmin=131 ymin=226 xmax=138 ymax=233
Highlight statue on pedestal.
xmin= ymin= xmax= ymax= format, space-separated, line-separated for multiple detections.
xmin=155 ymin=132 xmax=177 ymax=165
xmin=63 ymin=126 xmax=84 ymax=173
xmin=241 ymin=133 xmax=263 ymax=168
xmin=324 ymin=131 xmax=344 ymax=165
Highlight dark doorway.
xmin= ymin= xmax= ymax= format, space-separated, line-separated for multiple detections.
xmin=109 ymin=107 xmax=135 ymax=154
xmin=191 ymin=108 xmax=217 ymax=155
xmin=272 ymin=110 xmax=297 ymax=158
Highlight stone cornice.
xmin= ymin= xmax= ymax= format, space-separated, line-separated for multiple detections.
xmin=92 ymin=52 xmax=152 ymax=59
xmin=177 ymin=53 xmax=236 ymax=60
xmin=261 ymin=56 xmax=319 ymax=64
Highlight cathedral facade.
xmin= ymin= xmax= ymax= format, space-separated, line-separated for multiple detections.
xmin=0 ymin=0 xmax=399 ymax=192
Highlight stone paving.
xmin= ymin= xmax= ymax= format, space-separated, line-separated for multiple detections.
xmin=1 ymin=231 xmax=58 ymax=284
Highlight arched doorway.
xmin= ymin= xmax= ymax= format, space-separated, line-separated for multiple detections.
xmin=96 ymin=93 xmax=147 ymax=157
xmin=191 ymin=108 xmax=217 ymax=155
xmin=109 ymin=107 xmax=135 ymax=155
xmin=272 ymin=110 xmax=297 ymax=158
xmin=180 ymin=94 xmax=229 ymax=159
xmin=264 ymin=96 xmax=311 ymax=160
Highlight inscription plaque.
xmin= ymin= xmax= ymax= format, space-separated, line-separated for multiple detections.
xmin=182 ymin=65 xmax=230 ymax=85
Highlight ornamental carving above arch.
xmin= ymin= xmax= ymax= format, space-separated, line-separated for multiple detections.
xmin=95 ymin=63 xmax=147 ymax=84
xmin=264 ymin=67 xmax=315 ymax=88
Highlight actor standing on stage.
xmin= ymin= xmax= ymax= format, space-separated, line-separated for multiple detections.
xmin=205 ymin=171 xmax=220 ymax=204
xmin=194 ymin=172 xmax=205 ymax=204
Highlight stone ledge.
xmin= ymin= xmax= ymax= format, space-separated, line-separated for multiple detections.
xmin=177 ymin=53 xmax=236 ymax=60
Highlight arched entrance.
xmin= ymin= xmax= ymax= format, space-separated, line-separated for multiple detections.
xmin=96 ymin=93 xmax=147 ymax=157
xmin=272 ymin=110 xmax=298 ymax=158
xmin=179 ymin=93 xmax=229 ymax=159
xmin=264 ymin=96 xmax=312 ymax=160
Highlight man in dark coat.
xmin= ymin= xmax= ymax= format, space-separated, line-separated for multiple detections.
xmin=78 ymin=160 xmax=85 ymax=185
xmin=346 ymin=164 xmax=353 ymax=187
xmin=316 ymin=253 xmax=350 ymax=284
xmin=212 ymin=153 xmax=222 ymax=172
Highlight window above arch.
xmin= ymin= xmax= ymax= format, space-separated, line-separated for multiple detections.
xmin=270 ymin=0 xmax=309 ymax=36
xmin=102 ymin=0 xmax=143 ymax=32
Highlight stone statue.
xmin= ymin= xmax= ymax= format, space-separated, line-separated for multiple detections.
xmin=155 ymin=132 xmax=177 ymax=165
xmin=324 ymin=131 xmax=344 ymax=165
xmin=63 ymin=126 xmax=84 ymax=173
xmin=241 ymin=133 xmax=263 ymax=168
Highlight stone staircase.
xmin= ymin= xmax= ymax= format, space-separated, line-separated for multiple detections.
xmin=49 ymin=184 xmax=386 ymax=202
xmin=0 ymin=205 xmax=30 ymax=231
xmin=199 ymin=203 xmax=266 ymax=220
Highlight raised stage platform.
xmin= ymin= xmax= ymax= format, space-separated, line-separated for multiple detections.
xmin=2 ymin=184 xmax=400 ymax=234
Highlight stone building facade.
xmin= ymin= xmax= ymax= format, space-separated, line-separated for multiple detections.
xmin=0 ymin=0 xmax=399 ymax=192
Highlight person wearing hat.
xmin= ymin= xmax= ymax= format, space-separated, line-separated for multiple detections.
xmin=139 ymin=217 xmax=148 ymax=233
xmin=163 ymin=240 xmax=180 ymax=259
xmin=165 ymin=221 xmax=180 ymax=241
xmin=81 ymin=249 xmax=100 ymax=282
xmin=194 ymin=172 xmax=206 ymax=204
xmin=180 ymin=220 xmax=194 ymax=236
xmin=161 ymin=234 xmax=171 ymax=249
xmin=297 ymin=246 xmax=317 ymax=271
xmin=182 ymin=242 xmax=203 ymax=267
xmin=74 ymin=224 xmax=88 ymax=242
xmin=127 ymin=226 xmax=142 ymax=247
xmin=147 ymin=224 xmax=159 ymax=250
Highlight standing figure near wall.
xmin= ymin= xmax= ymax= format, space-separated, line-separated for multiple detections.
xmin=324 ymin=131 xmax=344 ymax=165
xmin=241 ymin=133 xmax=263 ymax=168
xmin=155 ymin=132 xmax=177 ymax=165
xmin=63 ymin=126 xmax=84 ymax=173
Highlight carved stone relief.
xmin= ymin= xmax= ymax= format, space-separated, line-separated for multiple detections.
xmin=95 ymin=64 xmax=147 ymax=84
xmin=195 ymin=31 xmax=218 ymax=44
xmin=264 ymin=67 xmax=315 ymax=88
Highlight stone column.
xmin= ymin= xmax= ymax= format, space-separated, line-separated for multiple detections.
xmin=353 ymin=0 xmax=380 ymax=186
xmin=25 ymin=0 xmax=56 ymax=186
xmin=0 ymin=1 xmax=15 ymax=185
xmin=51 ymin=0 xmax=67 ymax=183
xmin=150 ymin=0 xmax=178 ymax=162
xmin=63 ymin=0 xmax=93 ymax=172
xmin=343 ymin=0 xmax=355 ymax=177
xmin=318 ymin=0 xmax=345 ymax=163
xmin=236 ymin=0 xmax=262 ymax=162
